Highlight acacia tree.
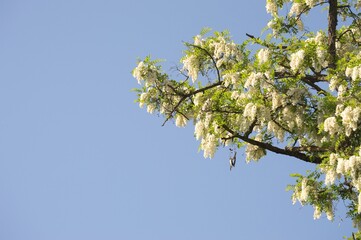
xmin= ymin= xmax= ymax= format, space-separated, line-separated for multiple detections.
xmin=132 ymin=0 xmax=361 ymax=238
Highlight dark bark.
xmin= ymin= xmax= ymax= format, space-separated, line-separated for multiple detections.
xmin=222 ymin=125 xmax=323 ymax=164
xmin=328 ymin=0 xmax=338 ymax=69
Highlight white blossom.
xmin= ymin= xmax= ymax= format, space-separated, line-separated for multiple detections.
xmin=204 ymin=113 xmax=212 ymax=128
xmin=345 ymin=67 xmax=353 ymax=77
xmin=325 ymin=169 xmax=337 ymax=185
xmin=201 ymin=134 xmax=217 ymax=158
xmin=300 ymin=178 xmax=310 ymax=202
xmin=267 ymin=120 xmax=285 ymax=141
xmin=194 ymin=35 xmax=204 ymax=46
xmin=244 ymin=103 xmax=257 ymax=121
xmin=292 ymin=187 xmax=299 ymax=205
xmin=267 ymin=19 xmax=276 ymax=29
xmin=201 ymin=99 xmax=211 ymax=112
xmin=194 ymin=120 xmax=205 ymax=140
xmin=313 ymin=206 xmax=322 ymax=220
xmin=335 ymin=104 xmax=344 ymax=116
xmin=133 ymin=61 xmax=146 ymax=83
xmin=245 ymin=72 xmax=263 ymax=88
xmin=147 ymin=103 xmax=156 ymax=114
xmin=175 ymin=114 xmax=187 ymax=127
xmin=133 ymin=61 xmax=158 ymax=86
xmin=337 ymin=84 xmax=347 ymax=99
xmin=289 ymin=3 xmax=304 ymax=16
xmin=193 ymin=93 xmax=203 ymax=106
xmin=352 ymin=67 xmax=359 ymax=81
xmin=266 ymin=0 xmax=277 ymax=16
xmin=305 ymin=0 xmax=318 ymax=8
xmin=245 ymin=134 xmax=266 ymax=162
xmin=340 ymin=106 xmax=361 ymax=136
xmin=272 ymin=92 xmax=283 ymax=110
xmin=182 ymin=54 xmax=199 ymax=82
xmin=329 ymin=77 xmax=338 ymax=91
xmin=258 ymin=48 xmax=270 ymax=64
xmin=223 ymin=72 xmax=239 ymax=87
xmin=210 ymin=36 xmax=242 ymax=68
xmin=330 ymin=153 xmax=338 ymax=166
xmin=290 ymin=50 xmax=305 ymax=72
xmin=139 ymin=92 xmax=148 ymax=108
xmin=326 ymin=208 xmax=334 ymax=221
xmin=336 ymin=157 xmax=345 ymax=174
xmin=323 ymin=117 xmax=339 ymax=135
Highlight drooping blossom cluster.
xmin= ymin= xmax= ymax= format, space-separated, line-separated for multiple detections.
xmin=290 ymin=50 xmax=305 ymax=72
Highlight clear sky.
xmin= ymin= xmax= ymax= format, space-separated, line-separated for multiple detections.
xmin=0 ymin=0 xmax=355 ymax=239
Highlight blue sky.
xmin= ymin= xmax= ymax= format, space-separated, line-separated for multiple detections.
xmin=0 ymin=0 xmax=355 ymax=239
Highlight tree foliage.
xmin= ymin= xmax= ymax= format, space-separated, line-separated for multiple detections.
xmin=132 ymin=0 xmax=361 ymax=238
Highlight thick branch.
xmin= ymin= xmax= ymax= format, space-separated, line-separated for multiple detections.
xmin=222 ymin=125 xmax=323 ymax=164
xmin=328 ymin=0 xmax=338 ymax=69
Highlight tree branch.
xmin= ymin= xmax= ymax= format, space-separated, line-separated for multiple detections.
xmin=328 ymin=0 xmax=338 ymax=69
xmin=162 ymin=81 xmax=223 ymax=126
xmin=185 ymin=43 xmax=222 ymax=83
xmin=222 ymin=125 xmax=323 ymax=164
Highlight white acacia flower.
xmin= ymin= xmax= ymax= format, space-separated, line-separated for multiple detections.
xmin=182 ymin=54 xmax=199 ymax=82
xmin=258 ymin=48 xmax=270 ymax=64
xmin=193 ymin=93 xmax=203 ymax=106
xmin=323 ymin=117 xmax=339 ymax=135
xmin=133 ymin=61 xmax=146 ymax=84
xmin=325 ymin=169 xmax=337 ymax=185
xmin=245 ymin=72 xmax=263 ymax=88
xmin=267 ymin=19 xmax=275 ymax=29
xmin=305 ymin=0 xmax=318 ymax=8
xmin=316 ymin=47 xmax=328 ymax=68
xmin=147 ymin=104 xmax=156 ymax=114
xmin=267 ymin=120 xmax=284 ymax=141
xmin=313 ymin=206 xmax=322 ymax=220
xmin=210 ymin=36 xmax=243 ymax=68
xmin=266 ymin=0 xmax=277 ymax=16
xmin=175 ymin=114 xmax=187 ymax=127
xmin=329 ymin=153 xmax=338 ymax=166
xmin=290 ymin=50 xmax=305 ymax=72
xmin=272 ymin=92 xmax=284 ymax=110
xmin=326 ymin=207 xmax=334 ymax=221
xmin=300 ymin=178 xmax=310 ymax=202
xmin=289 ymin=3 xmax=303 ymax=16
xmin=201 ymin=134 xmax=217 ymax=158
xmin=345 ymin=67 xmax=353 ymax=77
xmin=244 ymin=103 xmax=257 ymax=120
xmin=245 ymin=135 xmax=266 ymax=162
xmin=336 ymin=158 xmax=345 ymax=174
xmin=352 ymin=67 xmax=359 ymax=81
xmin=223 ymin=72 xmax=239 ymax=87
xmin=329 ymin=77 xmax=338 ymax=91
xmin=358 ymin=192 xmax=361 ymax=213
xmin=335 ymin=104 xmax=344 ymax=116
xmin=201 ymin=99 xmax=211 ymax=112
xmin=341 ymin=106 xmax=361 ymax=136
xmin=139 ymin=92 xmax=148 ymax=108
xmin=194 ymin=35 xmax=204 ymax=46
xmin=194 ymin=120 xmax=205 ymax=140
